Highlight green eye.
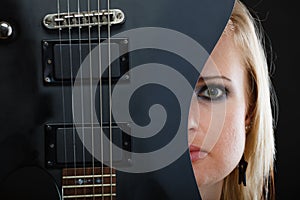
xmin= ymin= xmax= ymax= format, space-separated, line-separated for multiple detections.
xmin=196 ymin=84 xmax=228 ymax=101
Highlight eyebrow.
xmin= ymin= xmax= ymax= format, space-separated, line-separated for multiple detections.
xmin=198 ymin=76 xmax=232 ymax=82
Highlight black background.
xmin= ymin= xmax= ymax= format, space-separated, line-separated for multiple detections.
xmin=242 ymin=0 xmax=299 ymax=199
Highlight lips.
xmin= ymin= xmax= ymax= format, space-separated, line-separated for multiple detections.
xmin=189 ymin=145 xmax=208 ymax=162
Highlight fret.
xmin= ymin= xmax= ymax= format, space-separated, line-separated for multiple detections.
xmin=63 ymin=174 xmax=116 ymax=179
xmin=63 ymin=185 xmax=116 ymax=196
xmin=63 ymin=193 xmax=116 ymax=199
xmin=63 ymin=183 xmax=116 ymax=188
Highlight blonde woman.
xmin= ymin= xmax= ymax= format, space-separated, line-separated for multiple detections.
xmin=188 ymin=0 xmax=277 ymax=199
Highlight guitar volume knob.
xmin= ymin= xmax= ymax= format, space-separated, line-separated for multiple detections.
xmin=0 ymin=21 xmax=13 ymax=39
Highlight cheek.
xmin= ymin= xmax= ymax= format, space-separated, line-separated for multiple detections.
xmin=196 ymin=102 xmax=228 ymax=151
xmin=199 ymin=101 xmax=246 ymax=154
xmin=212 ymin=111 xmax=246 ymax=175
xmin=218 ymin=118 xmax=245 ymax=158
xmin=192 ymin=107 xmax=246 ymax=186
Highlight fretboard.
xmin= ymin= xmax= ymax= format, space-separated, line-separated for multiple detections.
xmin=62 ymin=167 xmax=116 ymax=200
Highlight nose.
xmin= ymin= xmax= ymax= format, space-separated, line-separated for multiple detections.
xmin=188 ymin=93 xmax=200 ymax=133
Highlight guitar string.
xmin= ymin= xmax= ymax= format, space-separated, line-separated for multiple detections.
xmin=66 ymin=0 xmax=78 ymax=197
xmin=56 ymin=0 xmax=67 ymax=198
xmin=96 ymin=0 xmax=105 ymax=199
xmin=86 ymin=0 xmax=96 ymax=199
xmin=76 ymin=0 xmax=87 ymax=197
xmin=107 ymin=0 xmax=114 ymax=198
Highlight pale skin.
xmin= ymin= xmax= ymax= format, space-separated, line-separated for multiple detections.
xmin=188 ymin=31 xmax=251 ymax=199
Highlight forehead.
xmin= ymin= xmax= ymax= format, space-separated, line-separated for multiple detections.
xmin=200 ymin=33 xmax=244 ymax=79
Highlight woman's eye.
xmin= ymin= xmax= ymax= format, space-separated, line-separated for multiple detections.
xmin=196 ymin=85 xmax=228 ymax=101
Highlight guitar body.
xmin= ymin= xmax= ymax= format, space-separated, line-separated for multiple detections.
xmin=0 ymin=0 xmax=234 ymax=199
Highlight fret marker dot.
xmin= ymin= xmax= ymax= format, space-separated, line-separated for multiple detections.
xmin=95 ymin=178 xmax=102 ymax=184
xmin=77 ymin=179 xmax=84 ymax=185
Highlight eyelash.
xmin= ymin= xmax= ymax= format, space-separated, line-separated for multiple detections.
xmin=195 ymin=84 xmax=229 ymax=101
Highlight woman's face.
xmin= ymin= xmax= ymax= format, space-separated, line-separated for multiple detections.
xmin=188 ymin=32 xmax=250 ymax=189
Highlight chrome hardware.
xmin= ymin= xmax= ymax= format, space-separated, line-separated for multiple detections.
xmin=0 ymin=21 xmax=13 ymax=39
xmin=43 ymin=9 xmax=125 ymax=30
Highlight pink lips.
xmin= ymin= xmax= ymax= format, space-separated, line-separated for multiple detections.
xmin=189 ymin=145 xmax=208 ymax=162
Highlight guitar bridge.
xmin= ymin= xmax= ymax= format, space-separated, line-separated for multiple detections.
xmin=43 ymin=9 xmax=125 ymax=29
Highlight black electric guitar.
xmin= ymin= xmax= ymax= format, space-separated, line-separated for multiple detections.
xmin=0 ymin=0 xmax=234 ymax=199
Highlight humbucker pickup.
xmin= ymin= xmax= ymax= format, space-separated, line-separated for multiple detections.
xmin=43 ymin=9 xmax=125 ymax=30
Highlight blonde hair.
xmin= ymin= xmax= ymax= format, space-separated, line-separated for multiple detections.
xmin=221 ymin=1 xmax=277 ymax=199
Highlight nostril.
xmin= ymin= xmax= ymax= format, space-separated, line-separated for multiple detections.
xmin=188 ymin=127 xmax=198 ymax=145
xmin=188 ymin=114 xmax=199 ymax=131
xmin=188 ymin=125 xmax=197 ymax=132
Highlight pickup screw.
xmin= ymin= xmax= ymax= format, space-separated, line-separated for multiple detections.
xmin=45 ymin=77 xmax=51 ymax=83
xmin=46 ymin=125 xmax=52 ymax=131
xmin=123 ymin=74 xmax=129 ymax=80
xmin=0 ymin=21 xmax=13 ymax=39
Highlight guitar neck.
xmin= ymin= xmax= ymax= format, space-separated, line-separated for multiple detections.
xmin=62 ymin=167 xmax=116 ymax=200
